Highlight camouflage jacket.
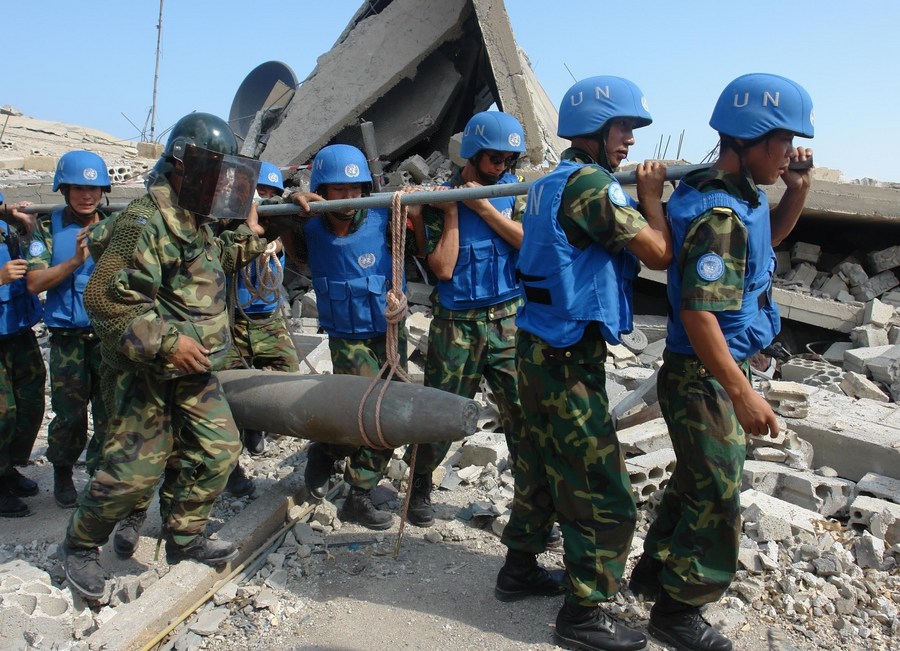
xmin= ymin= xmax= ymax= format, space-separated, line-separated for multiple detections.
xmin=84 ymin=180 xmax=266 ymax=378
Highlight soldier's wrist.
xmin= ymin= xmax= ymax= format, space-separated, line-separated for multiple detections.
xmin=159 ymin=331 xmax=180 ymax=357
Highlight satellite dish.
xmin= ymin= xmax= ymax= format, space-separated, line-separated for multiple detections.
xmin=229 ymin=61 xmax=298 ymax=140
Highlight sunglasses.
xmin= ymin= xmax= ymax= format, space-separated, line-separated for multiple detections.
xmin=485 ymin=153 xmax=519 ymax=166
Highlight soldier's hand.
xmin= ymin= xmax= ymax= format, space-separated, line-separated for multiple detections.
xmin=289 ymin=191 xmax=324 ymax=216
xmin=0 ymin=259 xmax=27 ymax=285
xmin=424 ymin=186 xmax=458 ymax=215
xmin=73 ymin=228 xmax=91 ymax=265
xmin=636 ymin=160 xmax=667 ymax=204
xmin=166 ymin=335 xmax=211 ymax=373
xmin=3 ymin=201 xmax=36 ymax=238
xmin=245 ymin=203 xmax=265 ymax=237
xmin=460 ymin=182 xmax=492 ymax=215
xmin=781 ymin=146 xmax=813 ymax=191
xmin=733 ymin=389 xmax=780 ymax=438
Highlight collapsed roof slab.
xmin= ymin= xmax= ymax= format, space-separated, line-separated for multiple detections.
xmin=262 ymin=0 xmax=470 ymax=167
xmin=471 ymin=0 xmax=566 ymax=163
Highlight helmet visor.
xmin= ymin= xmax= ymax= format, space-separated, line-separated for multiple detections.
xmin=178 ymin=145 xmax=261 ymax=220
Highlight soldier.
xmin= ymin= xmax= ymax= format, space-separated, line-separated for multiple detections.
xmin=26 ymin=151 xmax=110 ymax=508
xmin=628 ymin=73 xmax=814 ymax=651
xmin=290 ymin=144 xmax=422 ymax=530
xmin=58 ymin=112 xmax=277 ymax=600
xmin=220 ymin=161 xmax=300 ymax=497
xmin=499 ymin=76 xmax=671 ymax=651
xmin=0 ymin=195 xmax=46 ymax=518
xmin=407 ymin=111 xmax=530 ymax=531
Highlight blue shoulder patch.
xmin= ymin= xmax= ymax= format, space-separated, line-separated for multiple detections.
xmin=607 ymin=182 xmax=628 ymax=207
xmin=28 ymin=240 xmax=45 ymax=257
xmin=696 ymin=252 xmax=725 ymax=282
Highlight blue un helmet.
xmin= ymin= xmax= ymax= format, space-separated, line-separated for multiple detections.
xmin=52 ymin=150 xmax=111 ymax=192
xmin=557 ymin=76 xmax=653 ymax=138
xmin=257 ymin=161 xmax=284 ymax=191
xmin=309 ymin=144 xmax=372 ymax=195
xmin=459 ymin=111 xmax=526 ymax=160
xmin=710 ymin=73 xmax=814 ymax=140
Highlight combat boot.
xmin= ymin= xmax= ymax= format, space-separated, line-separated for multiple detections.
xmin=628 ymin=552 xmax=663 ymax=600
xmin=555 ymin=601 xmax=648 ymax=651
xmin=53 ymin=466 xmax=78 ymax=509
xmin=1 ymin=467 xmax=39 ymax=497
xmin=494 ymin=549 xmax=565 ymax=601
xmin=406 ymin=473 xmax=434 ymax=527
xmin=303 ymin=443 xmax=333 ymax=501
xmin=165 ymin=534 xmax=239 ymax=566
xmin=113 ymin=509 xmax=148 ymax=557
xmin=226 ymin=462 xmax=255 ymax=498
xmin=340 ymin=486 xmax=393 ymax=530
xmin=59 ymin=539 xmax=106 ymax=600
xmin=244 ymin=430 xmax=266 ymax=456
xmin=0 ymin=488 xmax=31 ymax=518
xmin=648 ymin=591 xmax=732 ymax=651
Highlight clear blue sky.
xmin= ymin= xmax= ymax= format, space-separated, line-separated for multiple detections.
xmin=4 ymin=1 xmax=897 ymax=182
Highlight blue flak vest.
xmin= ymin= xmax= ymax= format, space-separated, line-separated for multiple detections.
xmin=516 ymin=159 xmax=640 ymax=348
xmin=0 ymin=222 xmax=42 ymax=337
xmin=304 ymin=208 xmax=400 ymax=340
xmin=435 ymin=172 xmax=522 ymax=310
xmin=235 ymin=252 xmax=285 ymax=315
xmin=665 ymin=182 xmax=779 ymax=360
xmin=43 ymin=209 xmax=94 ymax=330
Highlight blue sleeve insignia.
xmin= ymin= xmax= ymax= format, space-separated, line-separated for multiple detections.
xmin=696 ymin=252 xmax=725 ymax=282
xmin=607 ymin=182 xmax=628 ymax=207
xmin=28 ymin=240 xmax=46 ymax=257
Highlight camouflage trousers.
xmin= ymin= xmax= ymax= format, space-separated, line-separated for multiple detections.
xmin=66 ymin=370 xmax=242 ymax=548
xmin=417 ymin=310 xmax=524 ymax=474
xmin=221 ymin=311 xmax=300 ymax=450
xmin=641 ymin=349 xmax=749 ymax=606
xmin=220 ymin=311 xmax=300 ymax=373
xmin=47 ymin=330 xmax=106 ymax=473
xmin=320 ymin=331 xmax=407 ymax=491
xmin=0 ymin=330 xmax=46 ymax=476
xmin=502 ymin=328 xmax=636 ymax=606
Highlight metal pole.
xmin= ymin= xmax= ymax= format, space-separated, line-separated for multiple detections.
xmin=12 ymin=163 xmax=713 ymax=216
xmin=360 ymin=121 xmax=384 ymax=192
xmin=149 ymin=0 xmax=164 ymax=142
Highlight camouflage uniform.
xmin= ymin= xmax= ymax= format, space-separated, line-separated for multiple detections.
xmin=417 ymin=168 xmax=527 ymax=474
xmin=0 ymin=224 xmax=46 ymax=478
xmin=641 ymin=168 xmax=756 ymax=606
xmin=501 ymin=148 xmax=647 ymax=606
xmin=65 ymin=180 xmax=266 ymax=548
xmin=26 ymin=210 xmax=107 ymax=473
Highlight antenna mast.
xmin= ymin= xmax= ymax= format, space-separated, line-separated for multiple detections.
xmin=149 ymin=0 xmax=164 ymax=142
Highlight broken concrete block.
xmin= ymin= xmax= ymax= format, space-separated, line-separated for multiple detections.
xmin=456 ymin=431 xmax=508 ymax=468
xmin=854 ymin=472 xmax=900 ymax=505
xmin=783 ymin=261 xmax=818 ymax=288
xmin=851 ymin=270 xmax=900 ymax=302
xmin=406 ymin=281 xmax=432 ymax=306
xmin=618 ymin=418 xmax=672 ymax=458
xmin=763 ymin=380 xmax=813 ymax=417
xmin=803 ymin=366 xmax=847 ymax=394
xmin=867 ymin=244 xmax=900 ymax=274
xmin=779 ymin=358 xmax=836 ymax=384
xmin=774 ymin=250 xmax=792 ymax=276
xmin=863 ymin=298 xmax=895 ymax=328
xmin=741 ymin=489 xmax=824 ymax=534
xmin=840 ymin=371 xmax=890 ymax=402
xmin=626 ymin=449 xmax=676 ymax=503
xmin=791 ymin=241 xmax=821 ymax=265
xmin=834 ymin=261 xmax=868 ymax=287
xmin=398 ymin=155 xmax=430 ymax=183
xmin=848 ymin=494 xmax=900 ymax=545
xmin=880 ymin=289 xmax=900 ymax=309
xmin=890 ymin=326 xmax=900 ymax=344
xmin=842 ymin=344 xmax=894 ymax=375
xmin=23 ymin=154 xmax=58 ymax=172
xmin=823 ymin=341 xmax=853 ymax=365
xmin=850 ymin=325 xmax=889 ymax=348
xmin=867 ymin=344 xmax=900 ymax=384
xmin=742 ymin=508 xmax=793 ymax=543
xmin=819 ymin=274 xmax=849 ymax=300
xmin=405 ymin=310 xmax=432 ymax=356
xmin=853 ymin=532 xmax=885 ymax=569
xmin=742 ymin=460 xmax=854 ymax=517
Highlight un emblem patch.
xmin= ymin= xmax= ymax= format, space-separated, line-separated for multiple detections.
xmin=358 ymin=253 xmax=376 ymax=269
xmin=696 ymin=253 xmax=725 ymax=282
xmin=607 ymin=182 xmax=628 ymax=207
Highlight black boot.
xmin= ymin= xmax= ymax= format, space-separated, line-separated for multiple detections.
xmin=406 ymin=473 xmax=434 ymax=527
xmin=555 ymin=601 xmax=648 ymax=651
xmin=628 ymin=553 xmax=663 ymax=600
xmin=165 ymin=534 xmax=239 ymax=566
xmin=648 ymin=591 xmax=732 ymax=651
xmin=340 ymin=486 xmax=393 ymax=530
xmin=495 ymin=549 xmax=565 ymax=601
xmin=0 ymin=488 xmax=31 ymax=518
xmin=53 ymin=466 xmax=78 ymax=509
xmin=303 ymin=443 xmax=333 ymax=501
xmin=244 ymin=430 xmax=266 ymax=456
xmin=113 ymin=509 xmax=148 ymax=557
xmin=2 ymin=468 xmax=38 ymax=497
xmin=226 ymin=462 xmax=255 ymax=498
xmin=59 ymin=539 xmax=107 ymax=600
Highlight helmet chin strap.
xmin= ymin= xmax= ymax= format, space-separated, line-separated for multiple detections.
xmin=591 ymin=126 xmax=614 ymax=172
xmin=471 ymin=153 xmax=500 ymax=186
